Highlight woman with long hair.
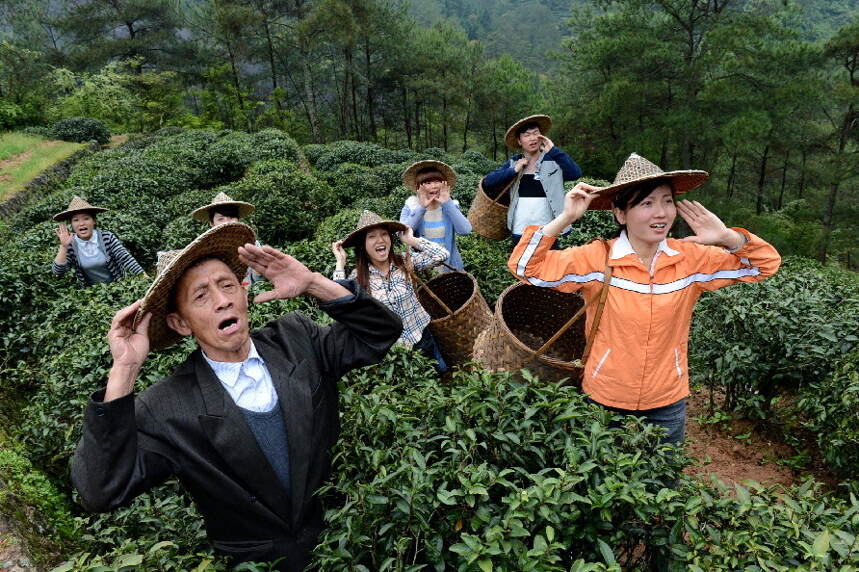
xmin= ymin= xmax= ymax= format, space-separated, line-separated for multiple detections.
xmin=332 ymin=210 xmax=449 ymax=370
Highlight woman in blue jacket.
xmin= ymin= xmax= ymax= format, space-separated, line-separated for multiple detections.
xmin=483 ymin=115 xmax=582 ymax=250
xmin=399 ymin=160 xmax=471 ymax=272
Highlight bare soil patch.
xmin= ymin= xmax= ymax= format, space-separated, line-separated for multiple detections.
xmin=683 ymin=389 xmax=838 ymax=489
xmin=0 ymin=150 xmax=34 ymax=176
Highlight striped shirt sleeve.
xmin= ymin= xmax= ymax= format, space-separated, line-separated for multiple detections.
xmin=103 ymin=232 xmax=145 ymax=276
xmin=507 ymin=225 xmax=606 ymax=293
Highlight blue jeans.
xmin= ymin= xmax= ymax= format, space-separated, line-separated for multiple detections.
xmin=587 ymin=397 xmax=686 ymax=446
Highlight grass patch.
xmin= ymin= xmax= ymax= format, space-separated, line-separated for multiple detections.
xmin=0 ymin=132 xmax=84 ymax=202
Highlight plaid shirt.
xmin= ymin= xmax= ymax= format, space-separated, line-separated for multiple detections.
xmin=333 ymin=238 xmax=448 ymax=347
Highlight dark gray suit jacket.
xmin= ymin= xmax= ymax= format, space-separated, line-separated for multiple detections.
xmin=71 ymin=282 xmax=402 ymax=570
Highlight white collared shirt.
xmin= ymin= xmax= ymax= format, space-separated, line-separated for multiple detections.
xmin=74 ymin=232 xmax=100 ymax=258
xmin=202 ymin=341 xmax=278 ymax=412
xmin=611 ymin=230 xmax=679 ymax=275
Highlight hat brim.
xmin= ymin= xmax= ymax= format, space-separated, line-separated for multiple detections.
xmin=402 ymin=160 xmax=457 ymax=191
xmin=341 ymin=221 xmax=408 ymax=249
xmin=134 ymin=222 xmax=256 ymax=352
xmin=587 ymin=170 xmax=709 ymax=210
xmin=53 ymin=206 xmax=108 ymax=222
xmin=191 ymin=201 xmax=256 ymax=223
xmin=504 ymin=115 xmax=552 ymax=150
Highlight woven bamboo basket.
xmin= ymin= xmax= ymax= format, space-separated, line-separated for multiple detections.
xmin=416 ymin=271 xmax=493 ymax=367
xmin=472 ymin=282 xmax=587 ymax=382
xmin=467 ymin=178 xmax=511 ymax=241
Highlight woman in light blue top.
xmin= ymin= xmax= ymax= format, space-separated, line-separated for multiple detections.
xmin=399 ymin=160 xmax=471 ymax=272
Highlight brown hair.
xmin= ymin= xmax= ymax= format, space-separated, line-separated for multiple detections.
xmin=414 ymin=168 xmax=445 ymax=187
xmin=352 ymin=229 xmax=408 ymax=291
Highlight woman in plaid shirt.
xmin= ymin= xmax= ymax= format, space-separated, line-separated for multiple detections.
xmin=332 ymin=210 xmax=449 ymax=370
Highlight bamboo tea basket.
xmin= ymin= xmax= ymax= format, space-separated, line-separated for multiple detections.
xmin=416 ymin=270 xmax=493 ymax=367
xmin=472 ymin=282 xmax=588 ymax=382
xmin=467 ymin=178 xmax=511 ymax=241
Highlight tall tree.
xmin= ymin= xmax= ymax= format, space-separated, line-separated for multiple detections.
xmin=818 ymin=16 xmax=859 ymax=262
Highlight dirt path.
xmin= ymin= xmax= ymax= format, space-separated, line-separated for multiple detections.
xmin=683 ymin=389 xmax=836 ymax=489
xmin=684 ymin=390 xmax=796 ymax=486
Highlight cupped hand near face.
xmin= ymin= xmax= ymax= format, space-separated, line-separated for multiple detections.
xmin=417 ymin=186 xmax=434 ymax=208
xmin=331 ymin=240 xmax=347 ymax=266
xmin=563 ymin=182 xmax=603 ymax=221
xmin=56 ymin=224 xmax=72 ymax=247
xmin=437 ymin=182 xmax=451 ymax=204
xmin=538 ymin=135 xmax=554 ymax=152
xmin=108 ymin=300 xmax=151 ymax=369
xmin=677 ymin=200 xmax=742 ymax=247
xmin=399 ymin=225 xmax=418 ymax=247
xmin=239 ymin=243 xmax=316 ymax=303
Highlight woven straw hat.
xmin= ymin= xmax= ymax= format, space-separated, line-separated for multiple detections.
xmin=504 ymin=114 xmax=552 ymax=149
xmin=53 ymin=196 xmax=108 ymax=222
xmin=190 ymin=192 xmax=255 ymax=223
xmin=133 ymin=222 xmax=256 ymax=352
xmin=341 ymin=210 xmax=407 ymax=249
xmin=401 ymin=160 xmax=457 ymax=191
xmin=588 ymin=153 xmax=710 ymax=210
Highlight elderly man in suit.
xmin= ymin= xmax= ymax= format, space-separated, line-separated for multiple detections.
xmin=71 ymin=222 xmax=402 ymax=571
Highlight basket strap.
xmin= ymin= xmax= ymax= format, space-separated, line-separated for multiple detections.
xmin=526 ymin=240 xmax=612 ymax=364
xmin=405 ymin=246 xmax=453 ymax=316
xmin=479 ymin=173 xmax=520 ymax=204
xmin=530 ymin=293 xmax=600 ymax=358
xmin=580 ymin=240 xmax=613 ymax=367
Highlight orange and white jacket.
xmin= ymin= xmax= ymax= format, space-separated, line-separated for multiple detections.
xmin=508 ymin=225 xmax=781 ymax=410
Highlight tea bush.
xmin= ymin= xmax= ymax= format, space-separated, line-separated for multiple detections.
xmin=314 ymin=140 xmax=413 ymax=171
xmin=22 ymin=125 xmax=52 ymax=138
xmin=228 ymin=161 xmax=338 ymax=244
xmin=320 ymin=163 xmax=387 ymax=206
xmin=316 ymin=361 xmax=685 ymax=569
xmin=315 ymin=208 xmax=365 ymax=246
xmin=51 ymin=117 xmax=110 ymax=145
xmin=1 ymin=132 xmax=857 ymax=570
xmin=796 ymin=347 xmax=859 ymax=487
xmin=690 ymin=256 xmax=859 ymax=414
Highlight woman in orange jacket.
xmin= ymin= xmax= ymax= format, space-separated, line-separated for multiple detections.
xmin=508 ymin=153 xmax=781 ymax=445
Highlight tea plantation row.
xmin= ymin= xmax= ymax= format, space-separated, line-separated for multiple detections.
xmin=0 ymin=128 xmax=855 ymax=570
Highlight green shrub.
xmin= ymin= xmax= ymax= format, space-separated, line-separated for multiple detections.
xmin=315 ymin=140 xmax=413 ymax=171
xmin=458 ymin=149 xmax=497 ymax=175
xmin=196 ymin=132 xmax=257 ymax=187
xmin=120 ymin=134 xmax=162 ymax=150
xmin=676 ymin=478 xmax=859 ymax=569
xmin=155 ymin=126 xmax=184 ymax=137
xmin=229 ymin=161 xmax=338 ymax=245
xmin=370 ymin=162 xmax=413 ymax=193
xmin=315 ymin=208 xmax=365 ymax=247
xmin=159 ymin=216 xmax=208 ymax=251
xmin=320 ymin=163 xmax=386 ymax=206
xmin=316 ymin=360 xmax=684 ymax=569
xmin=51 ymin=117 xmax=110 ymax=145
xmin=458 ymin=233 xmax=515 ymax=306
xmin=796 ymin=347 xmax=859 ymax=486
xmin=21 ymin=126 xmax=52 ymax=138
xmin=165 ymin=188 xmax=219 ymax=219
xmin=302 ymin=143 xmax=327 ymax=166
xmin=352 ymin=185 xmax=412 ymax=220
xmin=689 ymin=256 xmax=859 ymax=416
xmin=250 ymin=128 xmax=301 ymax=163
